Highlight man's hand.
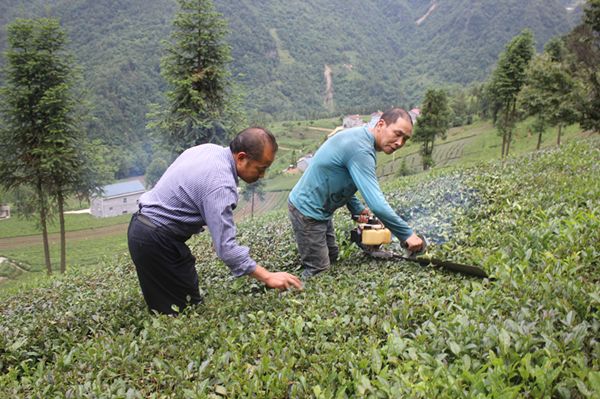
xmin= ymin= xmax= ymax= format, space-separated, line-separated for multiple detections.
xmin=250 ymin=265 xmax=303 ymax=291
xmin=404 ymin=233 xmax=424 ymax=253
xmin=356 ymin=208 xmax=371 ymax=223
xmin=263 ymin=272 xmax=303 ymax=290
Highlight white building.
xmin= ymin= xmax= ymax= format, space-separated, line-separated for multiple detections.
xmin=91 ymin=180 xmax=145 ymax=218
xmin=0 ymin=204 xmax=10 ymax=219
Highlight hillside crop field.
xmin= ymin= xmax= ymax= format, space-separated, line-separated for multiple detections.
xmin=1 ymin=138 xmax=599 ymax=398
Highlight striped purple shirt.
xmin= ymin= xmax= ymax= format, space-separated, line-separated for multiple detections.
xmin=139 ymin=144 xmax=256 ymax=277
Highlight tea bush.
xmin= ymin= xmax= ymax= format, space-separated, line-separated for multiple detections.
xmin=1 ymin=139 xmax=598 ymax=398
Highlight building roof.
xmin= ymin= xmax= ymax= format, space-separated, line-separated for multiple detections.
xmin=101 ymin=180 xmax=145 ymax=198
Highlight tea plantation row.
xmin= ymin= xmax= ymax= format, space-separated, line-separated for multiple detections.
xmin=0 ymin=139 xmax=598 ymax=398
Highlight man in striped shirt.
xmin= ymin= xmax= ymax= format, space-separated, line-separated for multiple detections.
xmin=128 ymin=127 xmax=302 ymax=314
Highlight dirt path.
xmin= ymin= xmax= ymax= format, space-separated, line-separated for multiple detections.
xmin=0 ymin=195 xmax=286 ymax=251
xmin=0 ymin=223 xmax=129 ymax=250
xmin=307 ymin=126 xmax=331 ymax=132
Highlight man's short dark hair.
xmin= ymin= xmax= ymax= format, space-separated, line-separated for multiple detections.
xmin=229 ymin=126 xmax=278 ymax=160
xmin=380 ymin=108 xmax=413 ymax=127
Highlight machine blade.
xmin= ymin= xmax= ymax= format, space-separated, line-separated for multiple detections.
xmin=394 ymin=254 xmax=489 ymax=278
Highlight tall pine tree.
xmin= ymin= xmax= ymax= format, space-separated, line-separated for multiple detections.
xmin=148 ymin=0 xmax=245 ymax=157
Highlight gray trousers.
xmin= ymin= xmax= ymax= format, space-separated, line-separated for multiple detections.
xmin=288 ymin=202 xmax=339 ymax=278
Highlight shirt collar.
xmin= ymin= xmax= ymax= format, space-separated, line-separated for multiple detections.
xmin=226 ymin=147 xmax=239 ymax=185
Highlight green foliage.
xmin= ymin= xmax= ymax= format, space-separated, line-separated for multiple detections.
xmin=0 ymin=0 xmax=578 ymax=140
xmin=0 ymin=17 xmax=86 ymax=274
xmin=487 ymin=29 xmax=536 ymax=157
xmin=585 ymin=0 xmax=600 ymax=32
xmin=73 ymin=139 xmax=117 ymax=201
xmin=1 ymin=138 xmax=598 ymax=397
xmin=563 ymin=0 xmax=600 ymax=133
xmin=144 ymin=157 xmax=169 ymax=189
xmin=518 ymin=51 xmax=579 ymax=150
xmin=413 ymin=88 xmax=451 ymax=170
xmin=147 ymin=0 xmax=245 ymax=157
xmin=395 ymin=159 xmax=412 ymax=178
xmin=544 ymin=36 xmax=567 ymax=62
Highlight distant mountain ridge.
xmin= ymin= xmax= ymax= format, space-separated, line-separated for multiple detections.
xmin=0 ymin=0 xmax=582 ymax=175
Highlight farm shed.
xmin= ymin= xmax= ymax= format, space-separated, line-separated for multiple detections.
xmin=91 ymin=180 xmax=145 ymax=218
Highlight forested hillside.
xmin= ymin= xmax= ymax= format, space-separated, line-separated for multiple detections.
xmin=219 ymin=0 xmax=577 ymax=118
xmin=0 ymin=0 xmax=580 ymax=176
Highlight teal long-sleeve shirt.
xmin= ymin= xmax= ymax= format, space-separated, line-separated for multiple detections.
xmin=288 ymin=126 xmax=413 ymax=241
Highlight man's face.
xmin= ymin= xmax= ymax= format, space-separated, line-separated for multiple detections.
xmin=235 ymin=146 xmax=275 ymax=183
xmin=373 ymin=117 xmax=413 ymax=154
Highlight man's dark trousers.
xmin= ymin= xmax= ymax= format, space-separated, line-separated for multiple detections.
xmin=127 ymin=212 xmax=202 ymax=315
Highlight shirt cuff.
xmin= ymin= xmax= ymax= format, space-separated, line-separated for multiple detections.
xmin=230 ymin=256 xmax=257 ymax=277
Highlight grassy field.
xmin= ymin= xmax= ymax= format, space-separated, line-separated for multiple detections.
xmin=375 ymin=118 xmax=585 ymax=178
xmin=1 ymin=233 xmax=127 ymax=278
xmin=0 ymin=212 xmax=130 ymax=283
xmin=0 ymin=213 xmax=130 ymax=238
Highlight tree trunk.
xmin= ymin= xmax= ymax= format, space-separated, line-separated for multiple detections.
xmin=422 ymin=140 xmax=431 ymax=171
xmin=501 ymin=105 xmax=510 ymax=158
xmin=557 ymin=125 xmax=562 ymax=146
xmin=505 ymin=102 xmax=516 ymax=158
xmin=58 ymin=189 xmax=66 ymax=273
xmin=537 ymin=129 xmax=543 ymax=150
xmin=37 ymin=180 xmax=52 ymax=275
xmin=429 ymin=139 xmax=435 ymax=169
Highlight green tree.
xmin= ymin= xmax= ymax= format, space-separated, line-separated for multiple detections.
xmin=147 ymin=0 xmax=245 ymax=156
xmin=544 ymin=36 xmax=567 ymax=62
xmin=564 ymin=0 xmax=600 ymax=133
xmin=586 ymin=0 xmax=600 ymax=32
xmin=541 ymin=38 xmax=579 ymax=147
xmin=413 ymin=89 xmax=451 ymax=171
xmin=73 ymin=139 xmax=117 ymax=205
xmin=518 ymin=51 xmax=578 ymax=150
xmin=241 ymin=180 xmax=265 ymax=219
xmin=448 ymin=89 xmax=468 ymax=127
xmin=290 ymin=149 xmax=297 ymax=167
xmin=145 ymin=156 xmax=169 ymax=189
xmin=0 ymin=18 xmax=84 ymax=274
xmin=487 ymin=30 xmax=535 ymax=158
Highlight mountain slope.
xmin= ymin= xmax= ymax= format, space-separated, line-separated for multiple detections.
xmin=215 ymin=0 xmax=576 ymax=117
xmin=0 ymin=0 xmax=581 ymax=175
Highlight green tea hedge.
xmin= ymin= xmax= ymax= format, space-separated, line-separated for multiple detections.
xmin=1 ymin=139 xmax=598 ymax=398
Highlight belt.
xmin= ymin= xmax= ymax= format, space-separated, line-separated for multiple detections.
xmin=136 ymin=212 xmax=157 ymax=229
xmin=136 ymin=210 xmax=192 ymax=242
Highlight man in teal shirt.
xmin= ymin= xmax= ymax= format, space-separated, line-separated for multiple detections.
xmin=288 ymin=108 xmax=424 ymax=278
